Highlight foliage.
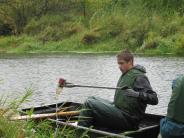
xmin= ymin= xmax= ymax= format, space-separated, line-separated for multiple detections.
xmin=0 ymin=88 xmax=84 ymax=138
xmin=0 ymin=88 xmax=32 ymax=137
xmin=0 ymin=0 xmax=184 ymax=55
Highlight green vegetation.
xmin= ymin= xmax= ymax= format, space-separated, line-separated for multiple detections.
xmin=0 ymin=89 xmax=87 ymax=138
xmin=1 ymin=0 xmax=184 ymax=55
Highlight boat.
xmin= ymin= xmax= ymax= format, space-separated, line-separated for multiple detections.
xmin=18 ymin=102 xmax=164 ymax=138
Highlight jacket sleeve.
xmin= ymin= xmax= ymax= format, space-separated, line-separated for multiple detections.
xmin=133 ymin=75 xmax=158 ymax=105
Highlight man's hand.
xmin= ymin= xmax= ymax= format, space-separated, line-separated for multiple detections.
xmin=123 ymin=89 xmax=139 ymax=98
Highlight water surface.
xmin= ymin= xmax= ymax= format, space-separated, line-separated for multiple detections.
xmin=0 ymin=54 xmax=184 ymax=115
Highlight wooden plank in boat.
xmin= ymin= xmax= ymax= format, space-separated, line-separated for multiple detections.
xmin=11 ymin=111 xmax=79 ymax=120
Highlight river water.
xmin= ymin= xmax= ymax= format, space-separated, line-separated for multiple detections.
xmin=0 ymin=54 xmax=184 ymax=115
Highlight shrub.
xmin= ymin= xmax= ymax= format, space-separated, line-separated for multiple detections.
xmin=172 ymin=34 xmax=184 ymax=55
xmin=141 ymin=32 xmax=159 ymax=50
xmin=38 ymin=26 xmax=63 ymax=42
xmin=81 ymin=32 xmax=100 ymax=44
xmin=24 ymin=19 xmax=42 ymax=35
xmin=24 ymin=15 xmax=67 ymax=35
xmin=89 ymin=13 xmax=126 ymax=39
xmin=160 ymin=21 xmax=179 ymax=37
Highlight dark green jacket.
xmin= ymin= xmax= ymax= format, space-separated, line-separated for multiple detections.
xmin=114 ymin=65 xmax=158 ymax=120
xmin=167 ymin=76 xmax=184 ymax=123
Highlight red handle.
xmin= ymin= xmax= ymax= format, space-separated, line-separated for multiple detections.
xmin=58 ymin=78 xmax=66 ymax=87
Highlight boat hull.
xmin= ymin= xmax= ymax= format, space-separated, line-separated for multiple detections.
xmin=21 ymin=102 xmax=164 ymax=138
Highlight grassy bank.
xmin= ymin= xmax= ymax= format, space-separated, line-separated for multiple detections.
xmin=1 ymin=0 xmax=184 ymax=56
xmin=0 ymin=33 xmax=183 ymax=56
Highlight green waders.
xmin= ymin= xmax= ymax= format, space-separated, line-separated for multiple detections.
xmin=78 ymin=96 xmax=137 ymax=131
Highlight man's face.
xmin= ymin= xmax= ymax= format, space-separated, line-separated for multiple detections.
xmin=117 ymin=58 xmax=133 ymax=73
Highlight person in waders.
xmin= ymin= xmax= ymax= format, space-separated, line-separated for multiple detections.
xmin=78 ymin=50 xmax=158 ymax=131
xmin=160 ymin=76 xmax=184 ymax=138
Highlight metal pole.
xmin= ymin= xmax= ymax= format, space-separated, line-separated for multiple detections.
xmin=64 ymin=83 xmax=129 ymax=90
xmin=48 ymin=119 xmax=130 ymax=138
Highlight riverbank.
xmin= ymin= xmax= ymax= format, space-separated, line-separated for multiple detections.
xmin=0 ymin=35 xmax=184 ymax=56
xmin=1 ymin=1 xmax=184 ymax=56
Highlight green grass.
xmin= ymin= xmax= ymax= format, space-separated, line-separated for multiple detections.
xmin=1 ymin=1 xmax=184 ymax=56
xmin=0 ymin=88 xmax=89 ymax=138
xmin=1 ymin=32 xmax=183 ymax=56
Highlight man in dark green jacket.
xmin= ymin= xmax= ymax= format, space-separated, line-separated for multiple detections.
xmin=78 ymin=50 xmax=158 ymax=131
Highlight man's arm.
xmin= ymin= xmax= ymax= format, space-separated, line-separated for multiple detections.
xmin=133 ymin=75 xmax=158 ymax=105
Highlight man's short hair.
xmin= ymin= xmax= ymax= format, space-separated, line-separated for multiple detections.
xmin=117 ymin=49 xmax=134 ymax=63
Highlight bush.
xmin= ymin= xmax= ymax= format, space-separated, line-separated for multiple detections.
xmin=38 ymin=26 xmax=63 ymax=42
xmin=128 ymin=23 xmax=148 ymax=47
xmin=24 ymin=19 xmax=42 ymax=35
xmin=81 ymin=32 xmax=100 ymax=44
xmin=24 ymin=15 xmax=68 ymax=35
xmin=160 ymin=21 xmax=179 ymax=37
xmin=172 ymin=34 xmax=184 ymax=55
xmin=38 ymin=21 xmax=83 ymax=43
xmin=24 ymin=14 xmax=84 ymax=43
xmin=157 ymin=38 xmax=174 ymax=54
xmin=24 ymin=15 xmax=65 ymax=35
xmin=141 ymin=32 xmax=159 ymax=50
xmin=175 ymin=35 xmax=184 ymax=49
xmin=0 ymin=36 xmax=20 ymax=49
xmin=89 ymin=13 xmax=126 ymax=39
